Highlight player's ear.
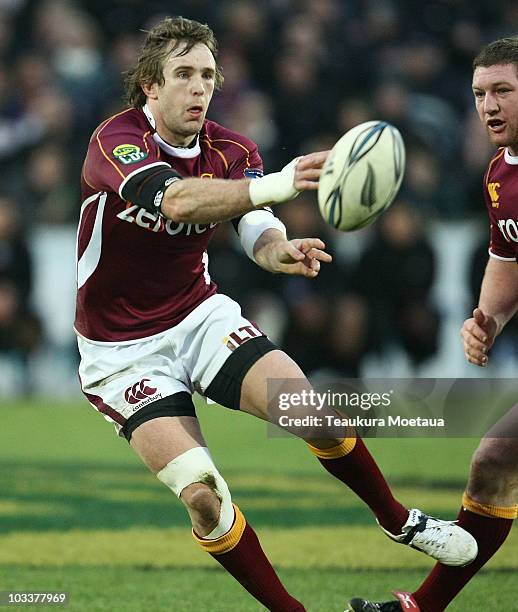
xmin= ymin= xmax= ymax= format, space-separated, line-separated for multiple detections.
xmin=142 ymin=81 xmax=158 ymax=100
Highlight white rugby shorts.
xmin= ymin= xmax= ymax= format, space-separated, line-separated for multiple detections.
xmin=77 ymin=294 xmax=264 ymax=434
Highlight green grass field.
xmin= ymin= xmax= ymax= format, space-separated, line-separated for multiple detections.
xmin=0 ymin=399 xmax=516 ymax=611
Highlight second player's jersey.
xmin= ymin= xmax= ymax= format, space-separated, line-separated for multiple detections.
xmin=484 ymin=147 xmax=518 ymax=263
xmin=76 ymin=106 xmax=262 ymax=342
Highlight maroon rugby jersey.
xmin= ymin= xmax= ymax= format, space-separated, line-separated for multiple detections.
xmin=75 ymin=105 xmax=262 ymax=342
xmin=484 ymin=147 xmax=518 ymax=263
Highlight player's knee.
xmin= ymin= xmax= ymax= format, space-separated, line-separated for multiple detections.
xmin=471 ymin=443 xmax=510 ymax=478
xmin=156 ymin=446 xmax=235 ymax=539
xmin=181 ymin=482 xmax=221 ymax=534
xmin=469 ymin=441 xmax=518 ymax=496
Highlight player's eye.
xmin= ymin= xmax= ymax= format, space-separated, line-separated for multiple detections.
xmin=177 ymin=71 xmax=189 ymax=79
xmin=497 ymin=88 xmax=511 ymax=94
xmin=473 ymin=91 xmax=484 ymax=99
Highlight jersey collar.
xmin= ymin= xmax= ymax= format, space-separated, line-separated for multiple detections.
xmin=504 ymin=147 xmax=518 ymax=165
xmin=143 ymin=103 xmax=201 ymax=159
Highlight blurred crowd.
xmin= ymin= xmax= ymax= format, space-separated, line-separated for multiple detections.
xmin=1 ymin=0 xmax=518 ymax=394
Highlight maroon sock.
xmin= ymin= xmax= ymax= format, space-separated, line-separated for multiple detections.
xmin=413 ymin=507 xmax=514 ymax=612
xmin=211 ymin=523 xmax=305 ymax=611
xmin=316 ymin=437 xmax=408 ymax=534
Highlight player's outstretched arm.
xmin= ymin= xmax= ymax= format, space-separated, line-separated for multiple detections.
xmin=160 ymin=151 xmax=329 ymax=224
xmin=461 ymin=257 xmax=518 ymax=366
xmin=253 ymin=229 xmax=332 ymax=277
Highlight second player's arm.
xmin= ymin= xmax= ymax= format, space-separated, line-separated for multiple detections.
xmin=479 ymin=257 xmax=518 ymax=333
xmin=461 ymin=257 xmax=518 ymax=365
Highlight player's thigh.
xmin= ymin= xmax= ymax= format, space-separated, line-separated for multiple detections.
xmin=130 ymin=415 xmax=207 ymax=473
xmin=238 ymin=350 xmax=345 ymax=445
xmin=479 ymin=403 xmax=518 ymax=471
xmin=239 ymin=349 xmax=305 ymax=420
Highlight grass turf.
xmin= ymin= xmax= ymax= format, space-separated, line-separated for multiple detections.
xmin=0 ymin=399 xmax=516 ymax=610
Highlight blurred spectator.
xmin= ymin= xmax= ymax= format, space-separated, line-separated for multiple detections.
xmin=402 ymin=144 xmax=468 ymax=219
xmin=33 ymin=0 xmax=109 ymax=128
xmin=0 ymin=62 xmax=47 ymax=161
xmin=352 ymin=201 xmax=440 ymax=368
xmin=337 ymin=97 xmax=373 ymax=135
xmin=224 ymin=90 xmax=279 ymax=169
xmin=22 ymin=143 xmax=78 ymax=224
xmin=278 ymin=194 xmax=345 ymax=373
xmin=373 ymin=79 xmax=462 ymax=161
xmin=0 ymin=195 xmax=32 ymax=303
xmin=208 ymin=48 xmax=254 ymax=122
xmin=323 ymin=293 xmax=372 ymax=378
xmin=0 ymin=196 xmax=43 ymax=393
xmin=218 ymin=0 xmax=274 ymax=90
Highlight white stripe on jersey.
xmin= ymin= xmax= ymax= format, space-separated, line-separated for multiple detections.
xmin=77 ymin=192 xmax=107 ymax=289
xmin=202 ymin=251 xmax=211 ymax=285
xmin=488 ymin=248 xmax=516 ymax=261
xmin=79 ymin=191 xmax=103 ymax=220
xmin=76 ymin=191 xmax=102 ymax=270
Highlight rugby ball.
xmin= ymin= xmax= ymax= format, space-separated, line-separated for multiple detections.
xmin=318 ymin=121 xmax=405 ymax=231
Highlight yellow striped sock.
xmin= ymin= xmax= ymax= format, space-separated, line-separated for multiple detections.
xmin=193 ymin=503 xmax=246 ymax=555
xmin=306 ymin=435 xmax=357 ymax=459
xmin=462 ymin=492 xmax=518 ymax=520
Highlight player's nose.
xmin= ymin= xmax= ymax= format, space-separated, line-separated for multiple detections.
xmin=190 ymin=75 xmax=205 ymax=96
xmin=483 ymin=93 xmax=498 ymax=114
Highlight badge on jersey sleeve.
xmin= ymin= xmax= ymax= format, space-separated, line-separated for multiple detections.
xmin=244 ymin=168 xmax=264 ymax=179
xmin=112 ymin=144 xmax=149 ymax=165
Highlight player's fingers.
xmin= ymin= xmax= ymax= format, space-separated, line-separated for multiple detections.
xmin=293 ymin=179 xmax=319 ymax=191
xmin=304 ymin=247 xmax=332 ymax=262
xmin=295 ymin=167 xmax=322 ymax=181
xmin=294 ymin=238 xmax=326 ymax=251
xmin=464 ymin=343 xmax=488 ymax=362
xmin=281 ymin=242 xmax=305 ymax=262
xmin=308 ymin=258 xmax=320 ymax=272
xmin=464 ymin=336 xmax=489 ymax=354
xmin=278 ymin=261 xmax=318 ymax=277
xmin=467 ymin=320 xmax=489 ymax=343
xmin=465 ymin=351 xmax=488 ymax=367
xmin=296 ymin=150 xmax=330 ymax=170
xmin=473 ymin=308 xmax=486 ymax=326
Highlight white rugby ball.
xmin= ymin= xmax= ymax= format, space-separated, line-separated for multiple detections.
xmin=318 ymin=120 xmax=405 ymax=231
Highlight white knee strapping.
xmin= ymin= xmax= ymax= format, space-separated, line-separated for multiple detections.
xmin=157 ymin=446 xmax=235 ymax=539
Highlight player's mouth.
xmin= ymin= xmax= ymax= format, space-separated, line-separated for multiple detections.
xmin=187 ymin=105 xmax=204 ymax=118
xmin=487 ymin=118 xmax=506 ymax=133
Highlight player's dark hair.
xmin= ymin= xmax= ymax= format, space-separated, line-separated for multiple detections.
xmin=124 ymin=16 xmax=224 ymax=108
xmin=473 ymin=37 xmax=518 ymax=75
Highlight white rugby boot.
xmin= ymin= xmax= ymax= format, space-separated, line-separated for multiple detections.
xmin=378 ymin=508 xmax=478 ymax=566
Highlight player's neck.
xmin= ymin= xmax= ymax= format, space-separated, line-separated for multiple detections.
xmin=143 ymin=102 xmax=198 ymax=148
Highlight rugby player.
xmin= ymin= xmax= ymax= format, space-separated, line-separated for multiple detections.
xmin=76 ymin=16 xmax=476 ymax=610
xmin=348 ymin=37 xmax=518 ymax=612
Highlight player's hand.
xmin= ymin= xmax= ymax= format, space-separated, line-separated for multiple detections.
xmin=255 ymin=237 xmax=332 ymax=277
xmin=249 ymin=151 xmax=330 ymax=206
xmin=460 ymin=308 xmax=499 ymax=366
xmin=293 ymin=151 xmax=331 ymax=191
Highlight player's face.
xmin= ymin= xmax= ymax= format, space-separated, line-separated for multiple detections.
xmin=472 ymin=63 xmax=518 ymax=154
xmin=149 ymin=43 xmax=216 ymax=146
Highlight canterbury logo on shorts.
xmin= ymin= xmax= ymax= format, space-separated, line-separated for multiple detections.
xmin=124 ymin=379 xmax=158 ymax=405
